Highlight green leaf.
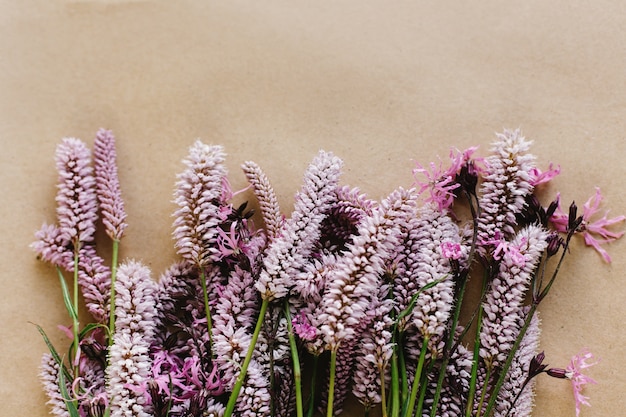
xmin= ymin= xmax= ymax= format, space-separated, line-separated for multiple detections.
xmin=32 ymin=323 xmax=73 ymax=382
xmin=396 ymin=275 xmax=448 ymax=323
xmin=57 ymin=268 xmax=77 ymax=320
xmin=79 ymin=322 xmax=109 ymax=340
xmin=58 ymin=364 xmax=80 ymax=417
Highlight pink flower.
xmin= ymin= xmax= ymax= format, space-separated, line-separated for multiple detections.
xmin=440 ymin=241 xmax=463 ymax=260
xmin=551 ymin=188 xmax=625 ymax=262
xmin=567 ymin=350 xmax=599 ymax=417
xmin=413 ymin=159 xmax=460 ymax=212
xmin=548 ymin=350 xmax=598 ymax=417
xmin=292 ymin=311 xmax=316 ymax=341
xmin=529 ymin=162 xmax=561 ymax=186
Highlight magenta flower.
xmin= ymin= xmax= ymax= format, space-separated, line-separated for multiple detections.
xmin=548 ymin=350 xmax=598 ymax=417
xmin=440 ymin=241 xmax=463 ymax=260
xmin=413 ymin=159 xmax=460 ymax=212
xmin=292 ymin=311 xmax=317 ymax=341
xmin=413 ymin=146 xmax=479 ymax=212
xmin=529 ymin=162 xmax=561 ymax=186
xmin=551 ymin=188 xmax=625 ymax=262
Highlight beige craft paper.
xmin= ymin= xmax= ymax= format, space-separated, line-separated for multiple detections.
xmin=2 ymin=1 xmax=625 ymax=416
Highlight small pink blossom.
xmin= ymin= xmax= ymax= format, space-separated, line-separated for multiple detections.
xmin=413 ymin=159 xmax=460 ymax=212
xmin=567 ymin=350 xmax=598 ymax=417
xmin=548 ymin=350 xmax=598 ymax=417
xmin=413 ymin=147 xmax=479 ymax=212
xmin=440 ymin=241 xmax=463 ymax=260
xmin=529 ymin=162 xmax=561 ymax=186
xmin=292 ymin=311 xmax=316 ymax=341
xmin=551 ymin=188 xmax=625 ymax=262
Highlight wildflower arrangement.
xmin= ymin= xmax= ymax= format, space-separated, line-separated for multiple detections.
xmin=32 ymin=128 xmax=623 ymax=417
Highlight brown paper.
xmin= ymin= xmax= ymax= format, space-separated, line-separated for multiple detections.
xmin=2 ymin=1 xmax=624 ymax=415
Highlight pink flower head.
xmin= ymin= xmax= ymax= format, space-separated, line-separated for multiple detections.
xmin=413 ymin=159 xmax=460 ymax=212
xmin=292 ymin=311 xmax=316 ymax=341
xmin=548 ymin=350 xmax=598 ymax=417
xmin=567 ymin=350 xmax=598 ymax=417
xmin=551 ymin=188 xmax=625 ymax=262
xmin=440 ymin=241 xmax=463 ymax=260
xmin=529 ymin=162 xmax=561 ymax=186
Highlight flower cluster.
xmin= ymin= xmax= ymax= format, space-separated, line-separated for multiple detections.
xmin=34 ymin=129 xmax=622 ymax=417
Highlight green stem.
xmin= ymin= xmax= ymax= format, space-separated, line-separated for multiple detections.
xmin=380 ymin=364 xmax=388 ymax=417
xmin=108 ymin=239 xmax=119 ymax=347
xmin=284 ymin=302 xmax=304 ymax=417
xmin=475 ymin=365 xmax=492 ymax=417
xmin=224 ymin=298 xmax=269 ymax=417
xmin=72 ymin=250 xmax=80 ymax=378
xmin=465 ymin=272 xmax=487 ymax=417
xmin=429 ymin=273 xmax=469 ymax=417
xmin=307 ymin=355 xmax=319 ymax=417
xmin=326 ymin=348 xmax=338 ymax=417
xmin=414 ymin=360 xmax=433 ymax=417
xmin=390 ymin=346 xmax=400 ymax=417
xmin=483 ymin=304 xmax=537 ymax=417
xmin=406 ymin=335 xmax=429 ymax=417
xmin=198 ymin=268 xmax=214 ymax=355
xmin=397 ymin=336 xmax=408 ymax=415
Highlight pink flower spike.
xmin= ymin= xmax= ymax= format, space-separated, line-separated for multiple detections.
xmin=567 ymin=350 xmax=599 ymax=417
xmin=530 ymin=162 xmax=561 ymax=186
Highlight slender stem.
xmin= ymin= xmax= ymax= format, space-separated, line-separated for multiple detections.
xmin=390 ymin=346 xmax=400 ymax=417
xmin=326 ymin=348 xmax=338 ymax=417
xmin=483 ymin=304 xmax=537 ymax=417
xmin=72 ymin=250 xmax=80 ymax=378
xmin=475 ymin=365 xmax=492 ymax=417
xmin=224 ymin=298 xmax=269 ymax=417
xmin=397 ymin=336 xmax=408 ymax=415
xmin=284 ymin=302 xmax=304 ymax=417
xmin=429 ymin=273 xmax=468 ymax=417
xmin=414 ymin=360 xmax=433 ymax=417
xmin=406 ymin=335 xmax=429 ymax=417
xmin=465 ymin=271 xmax=488 ymax=417
xmin=307 ymin=355 xmax=319 ymax=417
xmin=108 ymin=239 xmax=119 ymax=347
xmin=198 ymin=267 xmax=214 ymax=355
xmin=380 ymin=364 xmax=388 ymax=417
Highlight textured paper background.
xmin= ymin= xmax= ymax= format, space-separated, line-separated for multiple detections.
xmin=2 ymin=1 xmax=625 ymax=416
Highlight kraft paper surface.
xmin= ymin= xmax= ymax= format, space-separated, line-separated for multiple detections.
xmin=2 ymin=2 xmax=625 ymax=416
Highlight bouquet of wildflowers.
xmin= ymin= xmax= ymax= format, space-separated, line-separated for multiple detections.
xmin=33 ymin=128 xmax=623 ymax=417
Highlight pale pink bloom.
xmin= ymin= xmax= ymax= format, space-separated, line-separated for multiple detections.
xmin=256 ymin=150 xmax=343 ymax=301
xmin=567 ymin=350 xmax=598 ymax=417
xmin=548 ymin=350 xmax=598 ymax=417
xmin=55 ymin=137 xmax=99 ymax=245
xmin=476 ymin=129 xmax=536 ymax=244
xmin=93 ymin=128 xmax=128 ymax=241
xmin=242 ymin=160 xmax=284 ymax=239
xmin=480 ymin=225 xmax=548 ymax=368
xmin=114 ymin=260 xmax=158 ymax=342
xmin=40 ymin=353 xmax=70 ymax=417
xmin=529 ymin=162 xmax=561 ymax=186
xmin=551 ymin=188 xmax=625 ymax=262
xmin=172 ymin=141 xmax=227 ymax=266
